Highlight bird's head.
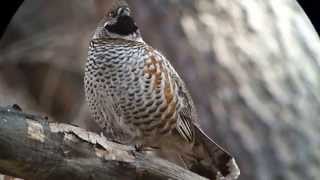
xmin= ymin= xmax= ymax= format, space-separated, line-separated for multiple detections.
xmin=93 ymin=0 xmax=143 ymax=42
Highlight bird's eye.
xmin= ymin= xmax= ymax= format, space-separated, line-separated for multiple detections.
xmin=108 ymin=11 xmax=117 ymax=18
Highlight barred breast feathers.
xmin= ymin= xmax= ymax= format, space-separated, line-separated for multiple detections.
xmin=90 ymin=37 xmax=191 ymax=139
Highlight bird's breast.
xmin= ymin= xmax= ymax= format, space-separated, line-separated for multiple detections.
xmin=86 ymin=43 xmax=181 ymax=144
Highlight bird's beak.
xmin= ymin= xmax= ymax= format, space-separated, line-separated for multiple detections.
xmin=118 ymin=7 xmax=131 ymax=17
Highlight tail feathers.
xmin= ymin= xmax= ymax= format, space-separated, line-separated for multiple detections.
xmin=192 ymin=126 xmax=240 ymax=180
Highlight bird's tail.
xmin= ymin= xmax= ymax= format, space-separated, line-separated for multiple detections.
xmin=189 ymin=126 xmax=240 ymax=179
xmin=155 ymin=126 xmax=240 ymax=179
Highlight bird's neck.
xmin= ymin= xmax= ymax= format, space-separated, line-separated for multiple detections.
xmin=93 ymin=28 xmax=144 ymax=44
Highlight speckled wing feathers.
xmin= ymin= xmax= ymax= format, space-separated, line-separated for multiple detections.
xmin=145 ymin=48 xmax=196 ymax=143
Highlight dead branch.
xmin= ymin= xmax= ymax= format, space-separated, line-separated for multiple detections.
xmin=0 ymin=106 xmax=207 ymax=180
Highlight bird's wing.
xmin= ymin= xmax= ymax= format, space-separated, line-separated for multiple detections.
xmin=156 ymin=51 xmax=198 ymax=143
xmin=160 ymin=53 xmax=240 ymax=179
xmin=174 ymin=77 xmax=197 ymax=142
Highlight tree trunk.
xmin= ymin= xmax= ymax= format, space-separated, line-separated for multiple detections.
xmin=126 ymin=0 xmax=320 ymax=180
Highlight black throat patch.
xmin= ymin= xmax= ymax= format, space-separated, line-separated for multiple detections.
xmin=105 ymin=16 xmax=138 ymax=36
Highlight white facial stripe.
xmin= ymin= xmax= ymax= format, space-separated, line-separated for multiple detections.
xmin=117 ymin=8 xmax=123 ymax=16
xmin=104 ymin=22 xmax=109 ymax=28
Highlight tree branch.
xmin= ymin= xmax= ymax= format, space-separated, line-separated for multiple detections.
xmin=0 ymin=106 xmax=207 ymax=180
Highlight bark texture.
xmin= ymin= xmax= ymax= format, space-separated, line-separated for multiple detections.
xmin=0 ymin=106 xmax=207 ymax=180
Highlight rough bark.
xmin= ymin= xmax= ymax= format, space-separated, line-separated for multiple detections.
xmin=0 ymin=106 xmax=207 ymax=180
xmin=126 ymin=0 xmax=320 ymax=180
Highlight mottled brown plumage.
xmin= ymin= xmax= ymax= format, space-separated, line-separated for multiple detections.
xmin=84 ymin=1 xmax=240 ymax=179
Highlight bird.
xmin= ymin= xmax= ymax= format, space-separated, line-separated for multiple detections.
xmin=84 ymin=0 xmax=240 ymax=179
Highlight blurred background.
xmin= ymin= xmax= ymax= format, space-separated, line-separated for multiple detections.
xmin=1 ymin=0 xmax=320 ymax=180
